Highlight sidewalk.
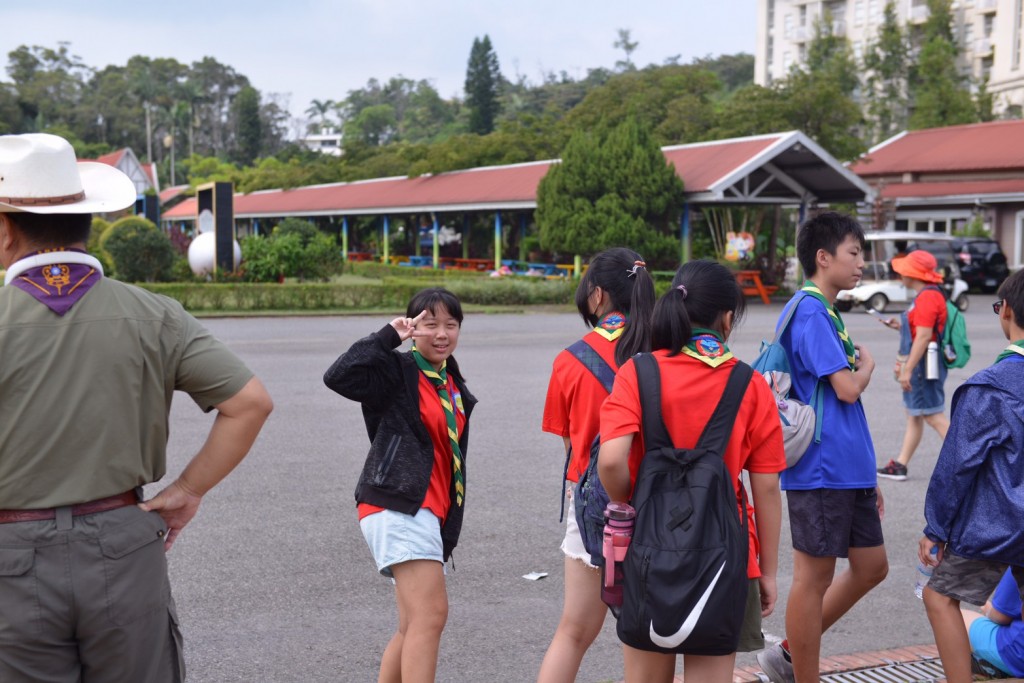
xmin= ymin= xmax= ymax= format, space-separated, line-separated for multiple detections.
xmin=619 ymin=644 xmax=1024 ymax=682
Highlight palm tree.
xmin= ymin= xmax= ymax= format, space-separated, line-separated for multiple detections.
xmin=304 ymin=98 xmax=335 ymax=133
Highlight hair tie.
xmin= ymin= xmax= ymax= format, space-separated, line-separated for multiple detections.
xmin=676 ymin=284 xmax=688 ymax=299
xmin=626 ymin=260 xmax=647 ymax=278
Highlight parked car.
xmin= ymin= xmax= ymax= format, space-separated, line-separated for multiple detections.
xmin=835 ymin=232 xmax=970 ymax=313
xmin=952 ymin=237 xmax=1010 ymax=293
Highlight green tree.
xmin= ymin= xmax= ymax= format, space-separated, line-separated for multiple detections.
xmin=562 ymin=65 xmax=721 ymax=146
xmin=690 ymin=53 xmax=755 ymax=92
xmin=613 ymin=29 xmax=638 ymax=72
xmin=233 ymin=85 xmax=262 ymax=165
xmin=909 ymin=0 xmax=975 ymax=129
xmin=464 ymin=35 xmax=502 ymax=135
xmin=863 ymin=1 xmax=911 ymax=143
xmin=536 ymin=116 xmax=684 ymax=265
xmin=101 ymin=216 xmax=175 ymax=282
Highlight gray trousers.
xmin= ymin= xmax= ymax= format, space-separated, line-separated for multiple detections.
xmin=0 ymin=504 xmax=185 ymax=683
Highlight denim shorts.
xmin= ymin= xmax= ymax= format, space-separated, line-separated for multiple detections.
xmin=359 ymin=507 xmax=444 ymax=578
xmin=969 ymin=616 xmax=1014 ymax=676
xmin=561 ymin=485 xmax=598 ymax=569
xmin=902 ymin=361 xmax=946 ymax=416
xmin=786 ymin=488 xmax=884 ymax=558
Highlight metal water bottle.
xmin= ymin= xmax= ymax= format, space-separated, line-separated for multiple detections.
xmin=926 ymin=341 xmax=940 ymax=380
xmin=601 ymin=502 xmax=635 ymax=616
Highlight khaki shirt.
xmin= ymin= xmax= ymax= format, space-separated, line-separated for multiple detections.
xmin=0 ymin=277 xmax=253 ymax=509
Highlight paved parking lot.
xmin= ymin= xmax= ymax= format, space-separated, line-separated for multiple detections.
xmin=159 ymin=299 xmax=1012 ymax=682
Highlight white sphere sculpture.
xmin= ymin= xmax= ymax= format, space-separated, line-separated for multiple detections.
xmin=188 ymin=232 xmax=242 ymax=276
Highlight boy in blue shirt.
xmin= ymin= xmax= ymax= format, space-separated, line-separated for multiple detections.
xmin=962 ymin=569 xmax=1024 ymax=679
xmin=919 ymin=268 xmax=1024 ymax=683
xmin=759 ymin=212 xmax=888 ymax=683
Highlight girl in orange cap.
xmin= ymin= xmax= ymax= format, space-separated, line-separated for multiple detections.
xmin=877 ymin=250 xmax=951 ymax=481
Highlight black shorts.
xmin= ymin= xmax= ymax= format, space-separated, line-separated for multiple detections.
xmin=787 ymin=488 xmax=884 ymax=558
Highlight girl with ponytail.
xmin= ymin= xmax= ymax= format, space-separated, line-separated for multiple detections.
xmin=598 ymin=260 xmax=785 ymax=682
xmin=538 ymin=248 xmax=655 ymax=683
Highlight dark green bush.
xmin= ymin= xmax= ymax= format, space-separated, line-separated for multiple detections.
xmin=140 ymin=277 xmax=574 ymax=312
xmin=102 ymin=216 xmax=175 ymax=282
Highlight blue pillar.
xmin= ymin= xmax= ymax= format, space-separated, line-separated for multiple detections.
xmin=494 ymin=212 xmax=503 ymax=270
xmin=432 ymin=215 xmax=440 ymax=269
xmin=680 ymin=203 xmax=691 ymax=264
xmin=341 ymin=216 xmax=349 ymax=259
xmin=382 ymin=215 xmax=390 ymax=264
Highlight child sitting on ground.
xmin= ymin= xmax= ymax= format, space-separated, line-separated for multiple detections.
xmin=919 ymin=267 xmax=1024 ymax=683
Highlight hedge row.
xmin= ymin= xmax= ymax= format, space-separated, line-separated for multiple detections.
xmin=139 ymin=277 xmax=576 ymax=312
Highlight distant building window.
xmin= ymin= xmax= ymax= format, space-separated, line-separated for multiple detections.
xmin=854 ymin=0 xmax=865 ymax=25
xmin=868 ymin=0 xmax=880 ymax=20
xmin=783 ymin=51 xmax=793 ymax=69
xmin=784 ymin=12 xmax=794 ymax=38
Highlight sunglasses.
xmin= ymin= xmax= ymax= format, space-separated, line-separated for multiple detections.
xmin=993 ymin=300 xmax=1004 ymax=315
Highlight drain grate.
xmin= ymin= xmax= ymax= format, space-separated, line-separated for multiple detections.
xmin=818 ymin=657 xmax=947 ymax=683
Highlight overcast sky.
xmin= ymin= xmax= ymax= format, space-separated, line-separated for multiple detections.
xmin=3 ymin=1 xmax=756 ymax=123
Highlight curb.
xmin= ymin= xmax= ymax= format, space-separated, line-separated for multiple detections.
xmin=616 ymin=644 xmax=1024 ymax=682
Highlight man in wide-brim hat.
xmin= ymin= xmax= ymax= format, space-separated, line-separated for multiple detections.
xmin=0 ymin=133 xmax=272 ymax=682
xmin=875 ymin=249 xmax=951 ymax=482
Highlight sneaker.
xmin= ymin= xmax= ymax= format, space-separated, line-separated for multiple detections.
xmin=971 ymin=654 xmax=1011 ymax=678
xmin=877 ymin=459 xmax=908 ymax=481
xmin=757 ymin=643 xmax=795 ymax=683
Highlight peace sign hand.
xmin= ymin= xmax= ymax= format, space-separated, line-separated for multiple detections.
xmin=390 ymin=309 xmax=428 ymax=342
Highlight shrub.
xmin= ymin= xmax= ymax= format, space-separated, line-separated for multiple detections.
xmin=103 ymin=216 xmax=176 ymax=282
xmin=88 ymin=217 xmax=114 ymax=275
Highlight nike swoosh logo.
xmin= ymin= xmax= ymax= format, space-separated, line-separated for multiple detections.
xmin=649 ymin=560 xmax=726 ymax=649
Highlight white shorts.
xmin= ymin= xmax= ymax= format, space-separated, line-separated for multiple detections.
xmin=561 ymin=485 xmax=598 ymax=569
xmin=359 ymin=507 xmax=444 ymax=578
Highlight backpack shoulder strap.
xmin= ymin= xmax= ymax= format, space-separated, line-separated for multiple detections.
xmin=567 ymin=338 xmax=615 ymax=394
xmin=772 ymin=291 xmax=810 ymax=344
xmin=634 ymin=353 xmax=674 ymax=451
xmin=695 ymin=362 xmax=754 ymax=455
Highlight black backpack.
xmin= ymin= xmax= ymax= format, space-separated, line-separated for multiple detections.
xmin=561 ymin=338 xmax=615 ymax=567
xmin=617 ymin=353 xmax=751 ymax=655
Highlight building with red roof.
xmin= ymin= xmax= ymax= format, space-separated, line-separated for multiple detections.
xmin=91 ymin=148 xmax=159 ymax=196
xmin=851 ymin=119 xmax=1024 ymax=268
xmin=162 ymin=131 xmax=870 ymax=268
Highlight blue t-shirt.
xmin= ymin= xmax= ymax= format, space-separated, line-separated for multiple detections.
xmin=992 ymin=569 xmax=1024 ymax=676
xmin=778 ymin=294 xmax=877 ymax=490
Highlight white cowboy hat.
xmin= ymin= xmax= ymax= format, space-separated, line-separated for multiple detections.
xmin=0 ymin=133 xmax=137 ymax=214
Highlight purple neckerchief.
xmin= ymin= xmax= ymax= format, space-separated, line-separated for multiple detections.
xmin=9 ymin=249 xmax=101 ymax=316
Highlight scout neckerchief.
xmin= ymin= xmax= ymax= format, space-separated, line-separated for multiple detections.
xmin=412 ymin=347 xmax=465 ymax=507
xmin=681 ymin=328 xmax=734 ymax=368
xmin=995 ymin=340 xmax=1024 ymax=364
xmin=801 ymin=281 xmax=857 ymax=370
xmin=593 ymin=311 xmax=626 ymax=342
xmin=4 ymin=248 xmax=102 ymax=316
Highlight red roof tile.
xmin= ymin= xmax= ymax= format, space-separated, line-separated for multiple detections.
xmin=162 ymin=132 xmax=864 ymax=221
xmin=879 ymin=178 xmax=1024 ymax=199
xmin=663 ymin=136 xmax=782 ymax=192
xmin=94 ymin=149 xmax=126 ymax=166
xmin=159 ymin=184 xmax=189 ymax=204
xmin=851 ymin=120 xmax=1024 ymax=176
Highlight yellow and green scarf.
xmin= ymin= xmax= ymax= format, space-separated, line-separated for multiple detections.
xmin=682 ymin=328 xmax=734 ymax=368
xmin=801 ymin=281 xmax=857 ymax=370
xmin=593 ymin=311 xmax=626 ymax=342
xmin=412 ymin=348 xmax=465 ymax=507
xmin=996 ymin=340 xmax=1024 ymax=364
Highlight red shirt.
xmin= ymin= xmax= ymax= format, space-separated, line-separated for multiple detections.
xmin=542 ymin=330 xmax=619 ymax=482
xmin=909 ymin=287 xmax=947 ymax=343
xmin=600 ymin=351 xmax=786 ymax=578
xmin=359 ymin=371 xmax=466 ymax=522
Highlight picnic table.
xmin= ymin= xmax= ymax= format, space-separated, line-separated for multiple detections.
xmin=398 ymin=255 xmax=433 ymax=268
xmin=735 ymin=269 xmax=778 ymax=305
xmin=450 ymin=258 xmax=492 ymax=272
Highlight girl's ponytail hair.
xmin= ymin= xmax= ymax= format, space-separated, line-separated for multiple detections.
xmin=652 ymin=260 xmax=745 ymax=355
xmin=574 ymin=247 xmax=655 ymax=366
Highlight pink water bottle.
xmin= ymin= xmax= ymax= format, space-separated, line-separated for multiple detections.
xmin=601 ymin=502 xmax=636 ymax=616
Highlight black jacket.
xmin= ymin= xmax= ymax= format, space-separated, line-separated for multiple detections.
xmin=323 ymin=324 xmax=477 ymax=560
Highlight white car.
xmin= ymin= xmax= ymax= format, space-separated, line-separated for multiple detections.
xmin=835 ymin=232 xmax=970 ymax=313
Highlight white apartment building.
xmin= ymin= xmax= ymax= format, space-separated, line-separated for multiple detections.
xmin=756 ymin=0 xmax=1024 ymax=115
